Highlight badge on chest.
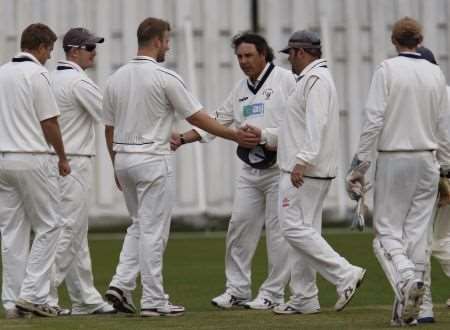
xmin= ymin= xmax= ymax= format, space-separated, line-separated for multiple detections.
xmin=243 ymin=103 xmax=264 ymax=118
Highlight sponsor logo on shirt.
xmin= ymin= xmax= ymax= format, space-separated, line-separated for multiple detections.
xmin=243 ymin=103 xmax=264 ymax=118
xmin=262 ymin=88 xmax=274 ymax=100
xmin=282 ymin=197 xmax=290 ymax=208
xmin=238 ymin=96 xmax=249 ymax=102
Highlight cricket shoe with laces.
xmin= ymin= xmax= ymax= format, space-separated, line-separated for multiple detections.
xmin=51 ymin=305 xmax=71 ymax=316
xmin=244 ymin=296 xmax=279 ymax=310
xmin=141 ymin=302 xmax=185 ymax=317
xmin=16 ymin=298 xmax=58 ymax=317
xmin=211 ymin=292 xmax=249 ymax=309
xmin=105 ymin=286 xmax=136 ymax=314
xmin=334 ymin=267 xmax=366 ymax=311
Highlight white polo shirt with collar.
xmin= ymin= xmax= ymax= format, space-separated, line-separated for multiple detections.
xmin=51 ymin=60 xmax=102 ymax=156
xmin=278 ymin=59 xmax=339 ymax=178
xmin=102 ymin=56 xmax=202 ymax=155
xmin=0 ymin=52 xmax=60 ymax=153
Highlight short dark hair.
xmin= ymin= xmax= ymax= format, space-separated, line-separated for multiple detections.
xmin=137 ymin=17 xmax=171 ymax=48
xmin=232 ymin=32 xmax=274 ymax=62
xmin=391 ymin=17 xmax=423 ymax=48
xmin=20 ymin=23 xmax=57 ymax=51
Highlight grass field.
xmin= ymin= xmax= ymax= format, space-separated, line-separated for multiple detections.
xmin=1 ymin=230 xmax=449 ymax=329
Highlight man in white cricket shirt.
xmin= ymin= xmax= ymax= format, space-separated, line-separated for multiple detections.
xmin=273 ymin=30 xmax=366 ymax=315
xmin=46 ymin=27 xmax=115 ymax=315
xmin=173 ymin=32 xmax=295 ymax=310
xmin=346 ymin=18 xmax=450 ymax=326
xmin=0 ymin=23 xmax=70 ymax=318
xmin=103 ymin=17 xmax=250 ymax=317
xmin=414 ymin=46 xmax=450 ymax=324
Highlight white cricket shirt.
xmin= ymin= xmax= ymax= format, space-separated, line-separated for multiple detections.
xmin=103 ymin=56 xmax=202 ymax=155
xmin=357 ymin=52 xmax=450 ymax=167
xmin=51 ymin=60 xmax=102 ymax=156
xmin=278 ymin=59 xmax=340 ymax=178
xmin=0 ymin=52 xmax=60 ymax=153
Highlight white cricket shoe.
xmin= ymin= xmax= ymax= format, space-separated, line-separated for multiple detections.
xmin=140 ymin=302 xmax=185 ymax=317
xmin=273 ymin=303 xmax=320 ymax=315
xmin=446 ymin=297 xmax=450 ymax=308
xmin=400 ymin=279 xmax=425 ymax=325
xmin=244 ymin=297 xmax=279 ymax=310
xmin=335 ymin=267 xmax=366 ymax=311
xmin=71 ymin=303 xmax=116 ymax=315
xmin=211 ymin=292 xmax=249 ymax=309
xmin=50 ymin=305 xmax=71 ymax=316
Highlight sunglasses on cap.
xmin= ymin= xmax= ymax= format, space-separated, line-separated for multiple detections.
xmin=66 ymin=44 xmax=96 ymax=52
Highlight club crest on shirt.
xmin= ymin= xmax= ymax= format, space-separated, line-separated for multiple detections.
xmin=262 ymin=88 xmax=274 ymax=100
xmin=282 ymin=197 xmax=290 ymax=208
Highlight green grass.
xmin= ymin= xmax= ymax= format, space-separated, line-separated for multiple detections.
xmin=1 ymin=230 xmax=449 ymax=329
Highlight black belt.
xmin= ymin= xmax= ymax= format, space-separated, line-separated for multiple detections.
xmin=304 ymin=175 xmax=335 ymax=180
xmin=378 ymin=149 xmax=435 ymax=153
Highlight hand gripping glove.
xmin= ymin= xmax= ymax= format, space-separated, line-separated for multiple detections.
xmin=345 ymin=156 xmax=371 ymax=201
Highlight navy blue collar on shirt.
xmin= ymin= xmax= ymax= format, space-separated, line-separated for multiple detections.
xmin=12 ymin=57 xmax=34 ymax=63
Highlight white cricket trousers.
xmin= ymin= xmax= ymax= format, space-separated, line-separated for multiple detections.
xmin=109 ymin=153 xmax=175 ymax=309
xmin=47 ymin=156 xmax=106 ymax=312
xmin=278 ymin=174 xmax=358 ymax=302
xmin=373 ymin=152 xmax=438 ymax=298
xmin=0 ymin=153 xmax=60 ymax=309
xmin=420 ymin=204 xmax=450 ymax=318
xmin=224 ymin=166 xmax=290 ymax=301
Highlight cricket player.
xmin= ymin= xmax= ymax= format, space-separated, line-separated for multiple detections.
xmin=346 ymin=18 xmax=450 ymax=326
xmin=273 ymin=30 xmax=366 ymax=315
xmin=103 ymin=17 xmax=252 ymax=317
xmin=172 ymin=32 xmax=295 ymax=310
xmin=46 ymin=27 xmax=115 ymax=315
xmin=414 ymin=46 xmax=450 ymax=324
xmin=0 ymin=23 xmax=70 ymax=318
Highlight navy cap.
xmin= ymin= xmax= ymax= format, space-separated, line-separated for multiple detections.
xmin=280 ymin=30 xmax=321 ymax=54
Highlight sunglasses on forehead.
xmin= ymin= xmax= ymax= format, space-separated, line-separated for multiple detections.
xmin=66 ymin=44 xmax=96 ymax=52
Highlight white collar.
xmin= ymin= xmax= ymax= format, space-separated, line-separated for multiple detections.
xmin=298 ymin=59 xmax=327 ymax=78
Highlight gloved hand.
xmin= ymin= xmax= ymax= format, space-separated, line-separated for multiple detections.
xmin=345 ymin=156 xmax=371 ymax=200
